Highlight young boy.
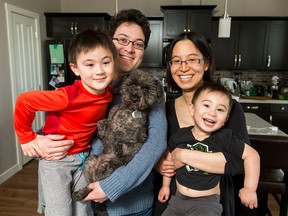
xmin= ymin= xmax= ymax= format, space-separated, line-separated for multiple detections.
xmin=14 ymin=28 xmax=117 ymax=216
xmin=158 ymin=82 xmax=260 ymax=216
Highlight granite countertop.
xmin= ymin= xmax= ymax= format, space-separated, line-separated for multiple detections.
xmin=240 ymin=98 xmax=288 ymax=104
xmin=245 ymin=112 xmax=287 ymax=136
xmin=239 ymin=96 xmax=288 ymax=104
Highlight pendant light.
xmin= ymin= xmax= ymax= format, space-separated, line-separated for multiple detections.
xmin=115 ymin=0 xmax=118 ymax=13
xmin=218 ymin=0 xmax=231 ymax=38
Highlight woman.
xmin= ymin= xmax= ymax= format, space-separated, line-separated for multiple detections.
xmin=154 ymin=32 xmax=250 ymax=216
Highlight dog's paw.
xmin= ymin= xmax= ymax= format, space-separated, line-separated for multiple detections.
xmin=94 ymin=202 xmax=108 ymax=216
xmin=72 ymin=187 xmax=91 ymax=201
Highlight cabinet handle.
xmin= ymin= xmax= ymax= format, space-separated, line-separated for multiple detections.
xmin=74 ymin=22 xmax=78 ymax=34
xmin=184 ymin=29 xmax=187 ymax=32
xmin=246 ymin=106 xmax=259 ymax=110
xmin=71 ymin=22 xmax=74 ymax=35
xmin=267 ymin=55 xmax=271 ymax=68
xmin=269 ymin=114 xmax=272 ymax=123
xmin=234 ymin=55 xmax=238 ymax=67
xmin=187 ymin=29 xmax=191 ymax=32
xmin=238 ymin=55 xmax=241 ymax=67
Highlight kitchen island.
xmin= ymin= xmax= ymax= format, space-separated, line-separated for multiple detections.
xmin=245 ymin=112 xmax=287 ymax=136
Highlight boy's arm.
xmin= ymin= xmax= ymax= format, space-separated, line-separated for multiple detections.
xmin=158 ymin=152 xmax=172 ymax=203
xmin=14 ymin=89 xmax=68 ymax=144
xmin=239 ymin=143 xmax=260 ymax=209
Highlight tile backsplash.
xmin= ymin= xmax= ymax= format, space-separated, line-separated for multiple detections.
xmin=214 ymin=70 xmax=288 ymax=87
xmin=142 ymin=67 xmax=288 ymax=88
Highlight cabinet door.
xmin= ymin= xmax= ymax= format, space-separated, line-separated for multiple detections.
xmin=187 ymin=10 xmax=212 ymax=40
xmin=241 ymin=103 xmax=270 ymax=122
xmin=141 ymin=20 xmax=163 ymax=68
xmin=211 ymin=20 xmax=239 ymax=70
xmin=270 ymin=104 xmax=288 ymax=134
xmin=265 ymin=20 xmax=288 ymax=70
xmin=237 ymin=21 xmax=269 ymax=70
xmin=46 ymin=16 xmax=75 ymax=38
xmin=163 ymin=10 xmax=187 ymax=40
xmin=75 ymin=17 xmax=107 ymax=34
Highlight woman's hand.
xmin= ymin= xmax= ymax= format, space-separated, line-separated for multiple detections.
xmin=84 ymin=182 xmax=108 ymax=203
xmin=23 ymin=134 xmax=74 ymax=160
xmin=155 ymin=151 xmax=175 ymax=177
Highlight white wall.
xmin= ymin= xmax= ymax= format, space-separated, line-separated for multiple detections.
xmin=60 ymin=0 xmax=288 ymax=17
xmin=0 ymin=0 xmax=61 ymax=183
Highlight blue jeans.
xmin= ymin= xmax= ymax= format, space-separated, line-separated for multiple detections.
xmin=125 ymin=207 xmax=153 ymax=216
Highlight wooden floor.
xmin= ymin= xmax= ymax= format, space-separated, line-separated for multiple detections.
xmin=0 ymin=160 xmax=281 ymax=216
xmin=0 ymin=159 xmax=39 ymax=216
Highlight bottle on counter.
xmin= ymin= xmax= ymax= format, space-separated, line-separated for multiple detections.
xmin=271 ymin=76 xmax=279 ymax=99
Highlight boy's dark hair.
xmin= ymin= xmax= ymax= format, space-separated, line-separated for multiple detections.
xmin=192 ymin=82 xmax=233 ymax=113
xmin=68 ymin=28 xmax=117 ymax=64
xmin=166 ymin=31 xmax=215 ymax=92
xmin=109 ymin=9 xmax=151 ymax=48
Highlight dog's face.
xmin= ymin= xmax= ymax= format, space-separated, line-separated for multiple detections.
xmin=120 ymin=70 xmax=164 ymax=110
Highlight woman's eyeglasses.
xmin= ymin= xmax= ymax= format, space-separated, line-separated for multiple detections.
xmin=169 ymin=58 xmax=207 ymax=68
xmin=112 ymin=37 xmax=145 ymax=50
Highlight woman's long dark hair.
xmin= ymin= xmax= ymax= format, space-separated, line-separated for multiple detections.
xmin=166 ymin=32 xmax=215 ymax=92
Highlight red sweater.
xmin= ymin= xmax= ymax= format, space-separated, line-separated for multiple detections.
xmin=14 ymin=80 xmax=113 ymax=155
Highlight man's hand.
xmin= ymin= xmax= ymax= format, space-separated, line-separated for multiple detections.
xmin=84 ymin=182 xmax=108 ymax=203
xmin=23 ymin=134 xmax=74 ymax=160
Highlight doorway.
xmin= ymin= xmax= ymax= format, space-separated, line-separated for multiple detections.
xmin=5 ymin=3 xmax=44 ymax=167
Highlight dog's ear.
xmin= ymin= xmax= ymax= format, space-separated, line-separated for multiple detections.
xmin=154 ymin=78 xmax=164 ymax=103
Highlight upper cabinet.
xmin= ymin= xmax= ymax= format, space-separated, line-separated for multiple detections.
xmin=264 ymin=20 xmax=288 ymax=70
xmin=211 ymin=17 xmax=288 ymax=71
xmin=44 ymin=13 xmax=111 ymax=38
xmin=211 ymin=18 xmax=269 ymax=70
xmin=140 ymin=18 xmax=163 ymax=68
xmin=161 ymin=5 xmax=216 ymax=41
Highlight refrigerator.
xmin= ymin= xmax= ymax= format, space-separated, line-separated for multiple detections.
xmin=46 ymin=39 xmax=77 ymax=90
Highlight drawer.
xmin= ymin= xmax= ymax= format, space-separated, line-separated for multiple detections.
xmin=270 ymin=104 xmax=288 ymax=113
xmin=241 ymin=103 xmax=270 ymax=112
xmin=241 ymin=103 xmax=270 ymax=122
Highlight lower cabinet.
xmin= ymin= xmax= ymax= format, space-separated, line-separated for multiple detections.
xmin=270 ymin=104 xmax=288 ymax=134
xmin=241 ymin=103 xmax=270 ymax=122
xmin=241 ymin=103 xmax=288 ymax=134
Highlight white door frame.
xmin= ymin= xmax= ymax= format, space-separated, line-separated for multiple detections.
xmin=5 ymin=3 xmax=44 ymax=168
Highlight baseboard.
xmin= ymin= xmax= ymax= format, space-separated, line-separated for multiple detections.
xmin=0 ymin=163 xmax=20 ymax=184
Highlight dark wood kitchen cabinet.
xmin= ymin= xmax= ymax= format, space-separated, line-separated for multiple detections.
xmin=140 ymin=18 xmax=163 ymax=68
xmin=211 ymin=18 xmax=269 ymax=70
xmin=270 ymin=104 xmax=288 ymax=134
xmin=161 ymin=5 xmax=216 ymax=41
xmin=241 ymin=103 xmax=270 ymax=122
xmin=45 ymin=13 xmax=111 ymax=38
xmin=264 ymin=20 xmax=288 ymax=70
xmin=241 ymin=102 xmax=288 ymax=134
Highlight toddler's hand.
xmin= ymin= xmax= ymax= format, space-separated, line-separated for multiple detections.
xmin=239 ymin=187 xmax=258 ymax=209
xmin=158 ymin=186 xmax=170 ymax=203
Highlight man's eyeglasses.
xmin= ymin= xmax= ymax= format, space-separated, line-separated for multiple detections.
xmin=112 ymin=37 xmax=145 ymax=50
xmin=169 ymin=58 xmax=207 ymax=68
